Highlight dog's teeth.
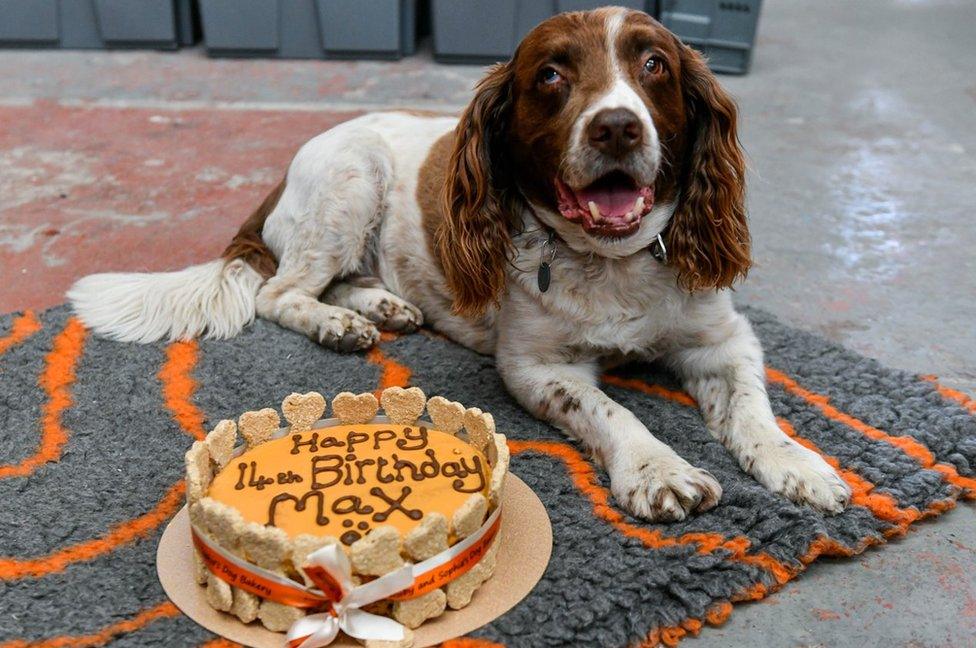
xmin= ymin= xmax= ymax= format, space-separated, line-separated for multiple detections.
xmin=588 ymin=201 xmax=603 ymax=222
xmin=634 ymin=196 xmax=645 ymax=213
xmin=625 ymin=212 xmax=636 ymax=223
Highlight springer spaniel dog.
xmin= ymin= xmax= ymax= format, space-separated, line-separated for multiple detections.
xmin=69 ymin=7 xmax=851 ymax=522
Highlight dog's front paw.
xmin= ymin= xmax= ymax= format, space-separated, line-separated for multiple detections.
xmin=362 ymin=295 xmax=424 ymax=333
xmin=609 ymin=450 xmax=722 ymax=522
xmin=316 ymin=312 xmax=380 ymax=352
xmin=749 ymin=442 xmax=851 ymax=514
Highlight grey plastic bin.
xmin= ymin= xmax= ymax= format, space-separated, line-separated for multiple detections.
xmin=659 ymin=0 xmax=761 ymax=74
xmin=199 ymin=0 xmax=417 ymax=60
xmin=0 ymin=0 xmax=196 ymax=50
xmin=431 ymin=0 xmax=648 ymax=64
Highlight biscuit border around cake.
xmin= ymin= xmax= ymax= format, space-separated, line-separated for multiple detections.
xmin=184 ymin=387 xmax=510 ymax=638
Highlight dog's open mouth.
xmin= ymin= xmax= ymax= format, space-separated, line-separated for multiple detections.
xmin=555 ymin=172 xmax=654 ymax=238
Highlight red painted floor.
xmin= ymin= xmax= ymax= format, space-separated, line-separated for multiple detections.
xmin=0 ymin=102 xmax=359 ymax=313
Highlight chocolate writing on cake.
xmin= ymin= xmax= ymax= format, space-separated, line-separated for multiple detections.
xmin=232 ymin=426 xmax=486 ymax=544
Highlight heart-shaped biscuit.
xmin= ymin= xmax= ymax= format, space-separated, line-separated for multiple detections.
xmin=281 ymin=392 xmax=326 ymax=432
xmin=426 ymin=396 xmax=465 ymax=434
xmin=463 ymin=407 xmax=495 ymax=452
xmin=332 ymin=391 xmax=379 ymax=424
xmin=205 ymin=419 xmax=237 ymax=468
xmin=380 ymin=386 xmax=426 ymax=425
xmin=238 ymin=408 xmax=280 ymax=448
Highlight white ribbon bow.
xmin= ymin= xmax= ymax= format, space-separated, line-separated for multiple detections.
xmin=285 ymin=544 xmax=413 ymax=648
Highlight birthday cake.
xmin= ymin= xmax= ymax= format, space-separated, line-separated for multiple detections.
xmin=183 ymin=387 xmax=509 ymax=647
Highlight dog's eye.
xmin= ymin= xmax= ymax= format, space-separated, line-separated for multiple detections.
xmin=539 ymin=66 xmax=563 ymax=85
xmin=643 ymin=55 xmax=665 ymax=76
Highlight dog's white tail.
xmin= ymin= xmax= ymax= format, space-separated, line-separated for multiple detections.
xmin=67 ymin=258 xmax=264 ymax=343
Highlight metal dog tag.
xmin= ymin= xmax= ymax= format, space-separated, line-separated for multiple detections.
xmin=537 ymin=262 xmax=551 ymax=293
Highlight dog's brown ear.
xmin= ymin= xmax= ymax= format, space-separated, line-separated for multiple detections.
xmin=437 ymin=62 xmax=516 ymax=318
xmin=667 ymin=44 xmax=751 ymax=292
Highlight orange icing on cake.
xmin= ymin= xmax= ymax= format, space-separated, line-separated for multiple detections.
xmin=208 ymin=423 xmax=489 ymax=545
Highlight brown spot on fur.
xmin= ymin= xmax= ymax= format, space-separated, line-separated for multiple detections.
xmin=221 ymin=179 xmax=284 ymax=279
xmin=418 ymin=132 xmax=455 ymax=265
xmin=538 ymin=399 xmax=551 ymax=417
xmin=561 ymin=396 xmax=581 ymax=414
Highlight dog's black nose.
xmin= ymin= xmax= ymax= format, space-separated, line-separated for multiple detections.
xmin=587 ymin=108 xmax=643 ymax=158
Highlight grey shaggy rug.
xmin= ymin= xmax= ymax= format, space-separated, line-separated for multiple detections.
xmin=1 ymin=304 xmax=974 ymax=648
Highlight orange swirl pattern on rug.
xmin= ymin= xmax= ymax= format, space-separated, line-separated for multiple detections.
xmin=766 ymin=367 xmax=976 ymax=496
xmin=198 ymin=639 xmax=242 ymax=648
xmin=603 ymin=373 xmax=927 ymax=531
xmin=921 ymin=374 xmax=976 ymax=416
xmin=0 ymin=601 xmax=180 ymax=648
xmin=366 ymin=332 xmax=412 ymax=399
xmin=0 ymin=480 xmax=186 ymax=581
xmin=0 ymin=310 xmax=42 ymax=357
xmin=3 ymin=328 xmax=972 ymax=647
xmin=159 ymin=340 xmax=207 ymax=441
xmin=360 ymin=335 xmax=974 ymax=646
xmin=0 ymin=340 xmax=203 ymax=580
xmin=0 ymin=318 xmax=86 ymax=480
xmin=508 ymin=439 xmax=792 ymax=581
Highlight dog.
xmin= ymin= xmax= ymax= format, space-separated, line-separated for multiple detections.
xmin=69 ymin=7 xmax=851 ymax=522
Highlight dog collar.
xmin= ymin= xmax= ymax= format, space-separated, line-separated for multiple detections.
xmin=649 ymin=232 xmax=668 ymax=264
xmin=537 ymin=230 xmax=557 ymax=293
xmin=523 ymin=202 xmax=667 ymax=294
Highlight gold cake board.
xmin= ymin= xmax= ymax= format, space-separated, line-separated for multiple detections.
xmin=157 ymin=474 xmax=552 ymax=648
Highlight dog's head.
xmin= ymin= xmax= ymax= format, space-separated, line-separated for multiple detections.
xmin=437 ymin=6 xmax=750 ymax=317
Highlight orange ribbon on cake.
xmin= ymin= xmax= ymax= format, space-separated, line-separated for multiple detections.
xmin=191 ymin=504 xmax=502 ymax=647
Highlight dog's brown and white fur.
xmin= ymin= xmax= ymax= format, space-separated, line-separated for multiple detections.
xmin=69 ymin=8 xmax=850 ymax=521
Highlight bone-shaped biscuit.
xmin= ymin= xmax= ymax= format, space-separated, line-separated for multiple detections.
xmin=185 ymin=441 xmax=212 ymax=504
xmin=452 ymin=494 xmax=488 ymax=540
xmin=205 ymin=573 xmax=233 ymax=612
xmin=350 ymin=526 xmax=405 ymax=576
xmin=231 ymin=588 xmax=260 ymax=624
xmin=197 ymin=497 xmax=246 ymax=555
xmin=364 ymin=627 xmax=415 ymax=648
xmin=258 ymin=600 xmax=305 ymax=632
xmin=392 ymin=588 xmax=447 ymax=629
xmin=489 ymin=433 xmax=510 ymax=507
xmin=292 ymin=534 xmax=340 ymax=587
xmin=404 ymin=512 xmax=449 ymax=561
xmin=240 ymin=521 xmax=291 ymax=571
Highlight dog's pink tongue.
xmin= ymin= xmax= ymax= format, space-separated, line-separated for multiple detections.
xmin=574 ymin=185 xmax=640 ymax=218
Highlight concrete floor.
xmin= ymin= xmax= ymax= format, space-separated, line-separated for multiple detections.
xmin=0 ymin=1 xmax=973 ymax=646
